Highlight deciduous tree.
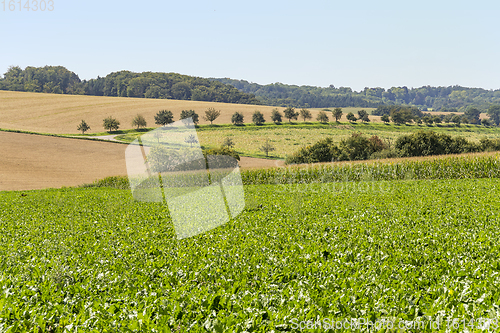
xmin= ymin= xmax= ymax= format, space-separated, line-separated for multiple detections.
xmin=131 ymin=114 xmax=147 ymax=129
xmin=155 ymin=110 xmax=174 ymax=126
xmin=271 ymin=108 xmax=283 ymax=124
xmin=333 ymin=108 xmax=343 ymax=122
xmin=204 ymin=107 xmax=221 ymax=125
xmin=259 ymin=139 xmax=275 ymax=157
xmin=231 ymin=112 xmax=244 ymax=125
xmin=284 ymin=107 xmax=298 ymax=122
xmin=316 ymin=111 xmax=329 ymax=123
xmin=103 ymin=116 xmax=120 ymax=132
xmin=77 ymin=120 xmax=90 ymax=134
xmin=252 ymin=111 xmax=265 ymax=125
xmin=299 ymin=108 xmax=312 ymax=122
xmin=487 ymin=105 xmax=500 ymax=125
xmin=180 ymin=110 xmax=199 ymax=124
xmin=346 ymin=112 xmax=357 ymax=122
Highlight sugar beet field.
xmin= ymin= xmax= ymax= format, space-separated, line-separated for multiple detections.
xmin=2 ymin=158 xmax=500 ymax=331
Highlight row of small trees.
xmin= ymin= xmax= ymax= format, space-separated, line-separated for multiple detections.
xmin=76 ymin=108 xmax=218 ymax=134
xmin=231 ymin=107 xmax=348 ymax=125
xmin=76 ymin=107 xmax=354 ymax=134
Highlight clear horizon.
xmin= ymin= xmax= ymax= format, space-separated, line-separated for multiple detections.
xmin=1 ymin=0 xmax=499 ymax=92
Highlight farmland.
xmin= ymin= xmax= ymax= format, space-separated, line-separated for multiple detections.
xmin=116 ymin=122 xmax=500 ymax=159
xmin=0 ymin=91 xmax=368 ymax=135
xmin=3 ymin=89 xmax=500 ymax=332
xmin=1 ymin=176 xmax=500 ymax=331
xmin=0 ymin=131 xmax=282 ymax=192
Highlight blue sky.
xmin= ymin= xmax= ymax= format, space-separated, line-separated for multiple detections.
xmin=1 ymin=0 xmax=499 ymax=91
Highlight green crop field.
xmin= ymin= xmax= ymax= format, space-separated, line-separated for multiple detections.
xmin=113 ymin=122 xmax=500 ymax=159
xmin=2 ymin=158 xmax=500 ymax=331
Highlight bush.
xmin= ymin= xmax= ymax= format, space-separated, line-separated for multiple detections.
xmin=396 ymin=130 xmax=480 ymax=157
xmin=285 ymin=138 xmax=338 ymax=164
xmin=339 ymin=133 xmax=383 ymax=161
xmin=370 ymin=148 xmax=400 ymax=160
xmin=204 ymin=146 xmax=240 ymax=161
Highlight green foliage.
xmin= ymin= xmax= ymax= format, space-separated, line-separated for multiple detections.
xmin=103 ymin=116 xmax=120 ymax=132
xmin=252 ymin=110 xmax=265 ymax=125
xmin=154 ymin=110 xmax=174 ymax=126
xmin=271 ymin=108 xmax=282 ymax=124
xmin=479 ymin=137 xmax=500 ymax=151
xmin=4 ymin=65 xmax=500 ymax=110
xmin=77 ymin=120 xmax=90 ymax=134
xmin=395 ymin=130 xmax=480 ymax=157
xmin=357 ymin=109 xmax=369 ymax=122
xmin=204 ymin=107 xmax=221 ymax=125
xmin=0 ymin=66 xmax=261 ymax=104
xmin=463 ymin=106 xmax=481 ymax=124
xmin=390 ymin=108 xmax=414 ymax=125
xmin=339 ymin=133 xmax=384 ymax=160
xmin=346 ymin=112 xmax=357 ymax=122
xmin=333 ymin=107 xmax=343 ymax=122
xmin=381 ymin=114 xmax=390 ymax=123
xmin=316 ymin=110 xmax=329 ymax=123
xmin=286 ymin=130 xmax=500 ymax=165
xmin=422 ymin=115 xmax=433 ymax=125
xmin=131 ymin=114 xmax=147 ymax=129
xmin=286 ymin=133 xmax=385 ymax=164
xmin=204 ymin=146 xmax=240 ymax=161
xmin=283 ymin=107 xmax=298 ymax=122
xmin=451 ymin=114 xmax=462 ymax=126
xmin=285 ymin=137 xmax=338 ymax=164
xmin=4 ymin=175 xmax=500 ymax=330
xmin=487 ymin=105 xmax=500 ymax=125
xmin=0 ymin=65 xmax=83 ymax=94
xmin=299 ymin=108 xmax=312 ymax=121
xmin=482 ymin=118 xmax=492 ymax=126
xmin=231 ymin=111 xmax=244 ymax=125
xmin=180 ymin=109 xmax=199 ymax=124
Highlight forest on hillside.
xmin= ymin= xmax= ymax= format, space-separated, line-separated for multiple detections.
xmin=2 ymin=65 xmax=500 ymax=111
xmin=213 ymin=78 xmax=500 ymax=111
xmin=0 ymin=66 xmax=261 ymax=105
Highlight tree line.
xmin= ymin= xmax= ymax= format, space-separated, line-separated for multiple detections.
xmin=3 ymin=65 xmax=499 ymax=111
xmin=213 ymin=78 xmax=500 ymax=111
xmin=0 ymin=66 xmax=261 ymax=105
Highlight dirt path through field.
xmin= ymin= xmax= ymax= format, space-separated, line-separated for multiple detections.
xmin=0 ymin=132 xmax=283 ymax=191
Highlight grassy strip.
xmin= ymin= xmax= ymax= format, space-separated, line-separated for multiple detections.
xmin=0 ymin=127 xmax=128 ymax=144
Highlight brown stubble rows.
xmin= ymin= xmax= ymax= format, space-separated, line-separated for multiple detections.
xmin=0 ymin=91 xmax=382 ymax=134
xmin=0 ymin=131 xmax=283 ymax=191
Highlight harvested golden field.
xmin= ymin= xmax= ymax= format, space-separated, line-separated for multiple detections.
xmin=0 ymin=91 xmax=371 ymax=134
xmin=0 ymin=131 xmax=283 ymax=191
